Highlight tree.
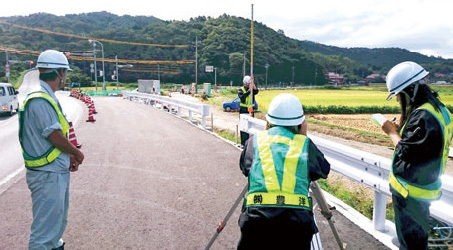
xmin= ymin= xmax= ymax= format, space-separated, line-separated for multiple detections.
xmin=229 ymin=52 xmax=246 ymax=83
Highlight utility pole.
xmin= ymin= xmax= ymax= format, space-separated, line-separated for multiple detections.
xmin=214 ymin=67 xmax=217 ymax=87
xmin=89 ymin=39 xmax=105 ymax=90
xmin=265 ymin=63 xmax=269 ymax=89
xmin=115 ymin=54 xmax=118 ymax=89
xmin=250 ymin=4 xmax=255 ymax=117
xmin=314 ymin=68 xmax=317 ymax=87
xmin=5 ymin=51 xmax=10 ymax=83
xmin=194 ymin=36 xmax=200 ymax=93
xmin=292 ymin=66 xmax=295 ymax=87
xmin=242 ymin=52 xmax=246 ymax=79
xmin=92 ymin=43 xmax=98 ymax=91
xmin=157 ymin=64 xmax=161 ymax=82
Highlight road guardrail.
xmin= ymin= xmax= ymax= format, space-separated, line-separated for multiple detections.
xmin=239 ymin=114 xmax=453 ymax=230
xmin=123 ymin=91 xmax=210 ymax=129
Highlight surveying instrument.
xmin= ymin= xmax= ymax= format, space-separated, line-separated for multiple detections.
xmin=204 ymin=181 xmax=347 ymax=250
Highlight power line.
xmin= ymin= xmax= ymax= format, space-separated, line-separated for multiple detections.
xmin=121 ymin=68 xmax=179 ymax=74
xmin=0 ymin=21 xmax=188 ymax=48
xmin=0 ymin=46 xmax=194 ymax=65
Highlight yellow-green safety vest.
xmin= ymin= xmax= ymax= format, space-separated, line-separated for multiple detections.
xmin=389 ymin=102 xmax=453 ymax=201
xmin=19 ymin=92 xmax=70 ymax=168
xmin=246 ymin=127 xmax=312 ymax=210
xmin=240 ymin=87 xmax=255 ymax=108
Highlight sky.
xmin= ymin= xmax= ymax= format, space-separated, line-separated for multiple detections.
xmin=2 ymin=0 xmax=453 ymax=59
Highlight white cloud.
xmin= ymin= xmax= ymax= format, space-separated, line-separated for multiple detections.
xmin=2 ymin=0 xmax=453 ymax=58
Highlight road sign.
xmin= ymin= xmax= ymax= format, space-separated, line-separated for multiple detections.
xmin=205 ymin=65 xmax=214 ymax=72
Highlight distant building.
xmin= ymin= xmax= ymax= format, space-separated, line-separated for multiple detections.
xmin=328 ymin=72 xmax=346 ymax=85
xmin=365 ymin=73 xmax=384 ymax=83
xmin=434 ymin=73 xmax=447 ymax=78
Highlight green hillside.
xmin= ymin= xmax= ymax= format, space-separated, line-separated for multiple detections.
xmin=0 ymin=12 xmax=452 ymax=86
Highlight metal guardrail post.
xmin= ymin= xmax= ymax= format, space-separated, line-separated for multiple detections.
xmin=373 ymin=191 xmax=388 ymax=232
xmin=201 ymin=105 xmax=209 ymax=129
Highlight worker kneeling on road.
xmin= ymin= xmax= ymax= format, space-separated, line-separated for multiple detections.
xmin=237 ymin=93 xmax=330 ymax=249
xmin=19 ymin=50 xmax=84 ymax=250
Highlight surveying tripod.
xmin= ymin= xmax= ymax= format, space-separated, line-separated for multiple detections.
xmin=205 ymin=181 xmax=347 ymax=250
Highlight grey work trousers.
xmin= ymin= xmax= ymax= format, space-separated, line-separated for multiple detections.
xmin=27 ymin=170 xmax=70 ymax=250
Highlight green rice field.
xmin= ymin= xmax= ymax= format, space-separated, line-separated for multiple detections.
xmin=225 ymin=85 xmax=453 ymax=114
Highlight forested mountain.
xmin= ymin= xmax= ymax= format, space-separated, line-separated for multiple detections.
xmin=299 ymin=40 xmax=448 ymax=69
xmin=0 ymin=12 xmax=452 ymax=85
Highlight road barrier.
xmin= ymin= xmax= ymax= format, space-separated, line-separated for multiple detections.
xmin=86 ymin=89 xmax=125 ymax=96
xmin=123 ymin=91 xmax=210 ymax=129
xmin=239 ymin=114 xmax=453 ymax=230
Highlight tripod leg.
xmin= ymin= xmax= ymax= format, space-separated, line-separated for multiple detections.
xmin=205 ymin=185 xmax=248 ymax=250
xmin=310 ymin=181 xmax=347 ymax=250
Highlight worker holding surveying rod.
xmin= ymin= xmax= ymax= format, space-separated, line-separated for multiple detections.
xmin=238 ymin=75 xmax=259 ymax=146
xmin=381 ymin=61 xmax=453 ymax=249
xmin=237 ymin=93 xmax=330 ymax=249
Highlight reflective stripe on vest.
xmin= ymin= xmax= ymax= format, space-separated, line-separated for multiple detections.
xmin=246 ymin=192 xmax=312 ymax=209
xmin=239 ymin=87 xmax=254 ymax=108
xmin=389 ymin=102 xmax=453 ymax=201
xmin=19 ymin=92 xmax=70 ymax=168
xmin=246 ymin=128 xmax=311 ymax=209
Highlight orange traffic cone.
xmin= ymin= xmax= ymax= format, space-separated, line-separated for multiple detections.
xmin=68 ymin=122 xmax=82 ymax=148
xmin=86 ymin=108 xmax=96 ymax=122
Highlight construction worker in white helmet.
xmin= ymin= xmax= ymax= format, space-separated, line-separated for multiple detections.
xmin=19 ymin=49 xmax=84 ymax=250
xmin=238 ymin=75 xmax=259 ymax=146
xmin=237 ymin=93 xmax=330 ymax=249
xmin=381 ymin=61 xmax=453 ymax=249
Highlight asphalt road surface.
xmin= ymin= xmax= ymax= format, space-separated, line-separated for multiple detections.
xmin=0 ymin=96 xmax=390 ymax=249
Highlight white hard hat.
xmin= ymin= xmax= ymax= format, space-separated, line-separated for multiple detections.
xmin=386 ymin=61 xmax=428 ymax=100
xmin=37 ymin=49 xmax=71 ymax=70
xmin=266 ymin=93 xmax=305 ymax=126
xmin=243 ymin=75 xmax=252 ymax=85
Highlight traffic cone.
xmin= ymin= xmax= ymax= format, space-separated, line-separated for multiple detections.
xmin=68 ymin=122 xmax=82 ymax=148
xmin=90 ymin=103 xmax=97 ymax=114
xmin=86 ymin=108 xmax=96 ymax=122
